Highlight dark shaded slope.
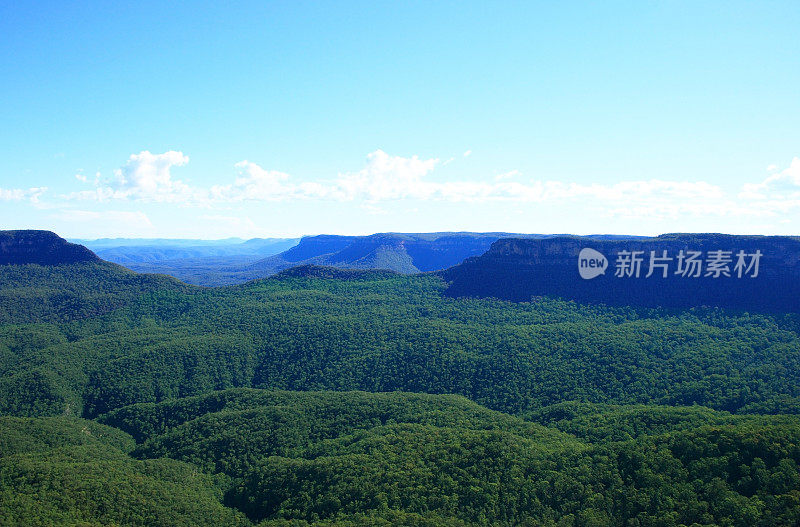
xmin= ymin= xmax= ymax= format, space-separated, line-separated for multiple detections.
xmin=0 ymin=231 xmax=189 ymax=324
xmin=279 ymin=234 xmax=359 ymax=262
xmin=0 ymin=230 xmax=99 ymax=265
xmin=403 ymin=233 xmax=502 ymax=271
xmin=441 ymin=234 xmax=800 ymax=312
xmin=244 ymin=232 xmax=543 ymax=279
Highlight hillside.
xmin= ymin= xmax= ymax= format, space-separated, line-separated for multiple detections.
xmin=73 ymin=232 xmax=657 ymax=286
xmin=1 ymin=231 xmax=800 ymax=525
xmin=210 ymin=232 xmax=541 ymax=284
xmin=4 ymin=254 xmax=800 ymax=419
xmin=73 ymin=237 xmax=300 ymax=285
xmin=0 ymin=230 xmax=188 ymax=324
xmin=0 ymin=230 xmax=100 ymax=265
xmin=5 ymin=390 xmax=800 ymax=525
xmin=72 ymin=232 xmax=527 ymax=286
xmin=441 ymin=233 xmax=800 ymax=312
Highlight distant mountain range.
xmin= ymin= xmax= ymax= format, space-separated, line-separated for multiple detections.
xmin=4 ymin=229 xmax=800 ymax=312
xmin=75 ymin=237 xmax=300 ymax=264
xmin=72 ymin=232 xmax=529 ymax=285
xmin=240 ymin=232 xmax=543 ymax=277
xmin=73 ymin=232 xmax=652 ymax=285
xmin=69 ymin=237 xmax=299 ymax=285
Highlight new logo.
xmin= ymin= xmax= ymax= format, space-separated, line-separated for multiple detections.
xmin=578 ymin=248 xmax=608 ymax=280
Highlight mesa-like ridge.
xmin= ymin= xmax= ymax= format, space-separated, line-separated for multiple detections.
xmin=0 ymin=230 xmax=100 ymax=265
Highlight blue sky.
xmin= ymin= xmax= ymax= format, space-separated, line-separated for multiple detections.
xmin=1 ymin=1 xmax=799 ymax=239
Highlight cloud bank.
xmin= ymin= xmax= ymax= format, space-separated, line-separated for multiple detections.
xmin=1 ymin=186 xmax=48 ymax=203
xmin=66 ymin=151 xmax=193 ymax=202
xmin=47 ymin=150 xmax=800 ymax=222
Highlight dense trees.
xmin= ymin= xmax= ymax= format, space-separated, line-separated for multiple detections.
xmin=3 ymin=391 xmax=800 ymax=525
xmin=1 ymin=261 xmax=800 ymax=525
xmin=3 ymin=267 xmax=798 ymax=418
xmin=0 ymin=417 xmax=251 ymax=526
xmin=97 ymin=391 xmax=800 ymax=526
xmin=0 ymin=261 xmax=187 ymax=324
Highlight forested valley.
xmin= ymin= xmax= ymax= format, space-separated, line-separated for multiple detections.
xmin=2 ymin=255 xmax=800 ymax=526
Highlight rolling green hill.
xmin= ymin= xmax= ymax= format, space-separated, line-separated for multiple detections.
xmin=1 ymin=232 xmax=800 ymax=525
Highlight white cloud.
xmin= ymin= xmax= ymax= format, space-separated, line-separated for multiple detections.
xmin=612 ymin=157 xmax=800 ymax=221
xmin=741 ymin=157 xmax=800 ymax=200
xmin=53 ymin=209 xmax=153 ymax=227
xmin=494 ymin=170 xmax=520 ymax=181
xmin=65 ymin=150 xmax=193 ymax=203
xmin=114 ymin=150 xmax=190 ymax=199
xmin=0 ymin=187 xmax=47 ymax=203
xmin=333 ymin=149 xmax=440 ymax=201
xmin=328 ymin=153 xmax=726 ymax=207
xmin=54 ymin=150 xmax=800 ymax=225
xmin=209 ymin=161 xmax=300 ymax=202
xmin=463 ymin=150 xmax=472 ymax=157
xmin=59 ymin=149 xmax=729 ymax=211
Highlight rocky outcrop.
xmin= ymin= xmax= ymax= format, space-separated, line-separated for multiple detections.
xmin=441 ymin=234 xmax=800 ymax=312
xmin=0 ymin=230 xmax=100 ymax=265
xmin=248 ymin=232 xmax=543 ymax=277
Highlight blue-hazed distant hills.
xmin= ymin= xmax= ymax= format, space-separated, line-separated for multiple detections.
xmin=74 ymin=237 xmax=300 ymax=265
xmin=4 ymin=229 xmax=799 ymax=312
xmin=67 ymin=232 xmax=529 ymax=285
xmin=72 ymin=232 xmax=651 ymax=285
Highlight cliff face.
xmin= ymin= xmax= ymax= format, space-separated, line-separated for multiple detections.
xmin=441 ymin=234 xmax=800 ymax=312
xmin=280 ymin=235 xmax=359 ymax=263
xmin=249 ymin=232 xmax=540 ymax=277
xmin=0 ymin=230 xmax=100 ymax=266
xmin=403 ymin=235 xmax=501 ymax=272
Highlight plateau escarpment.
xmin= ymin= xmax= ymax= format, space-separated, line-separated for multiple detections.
xmin=0 ymin=230 xmax=100 ymax=265
xmin=441 ymin=234 xmax=800 ymax=312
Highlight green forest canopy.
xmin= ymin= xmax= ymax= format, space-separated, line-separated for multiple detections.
xmin=1 ymin=261 xmax=799 ymax=525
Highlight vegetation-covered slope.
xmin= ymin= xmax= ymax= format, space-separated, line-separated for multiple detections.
xmin=2 ymin=234 xmax=800 ymax=525
xmin=441 ymin=234 xmax=800 ymax=312
xmin=3 ymin=391 xmax=800 ymax=526
xmin=0 ymin=416 xmax=251 ymax=526
xmin=0 ymin=230 xmax=99 ymax=266
xmin=0 ymin=261 xmax=188 ymax=324
xmin=2 ymin=264 xmax=800 ymax=418
xmin=107 ymin=232 xmax=543 ymax=286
